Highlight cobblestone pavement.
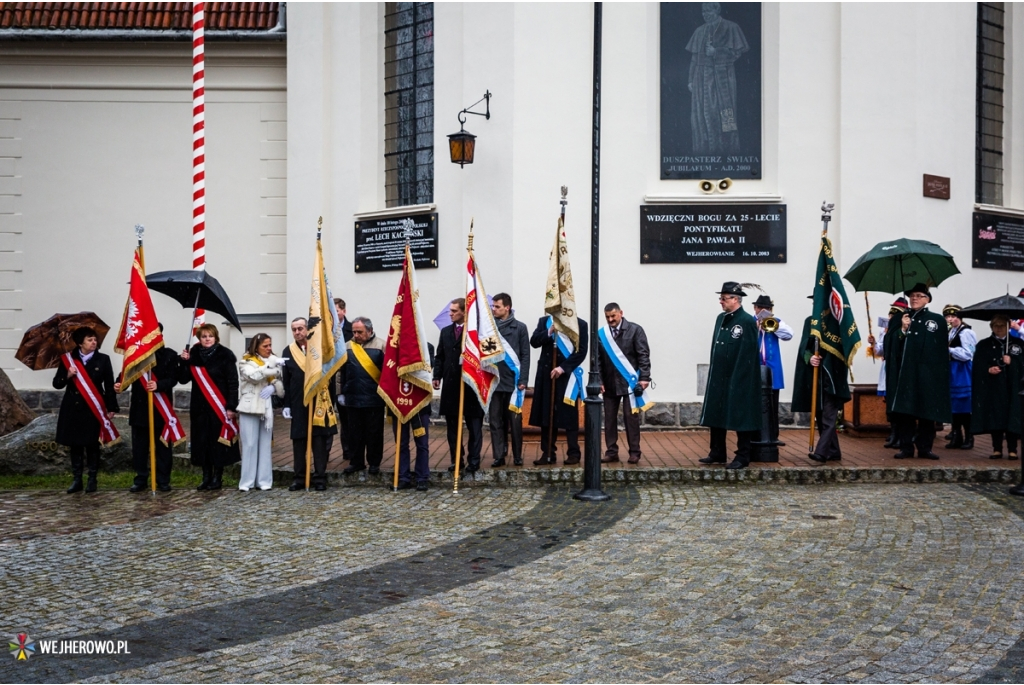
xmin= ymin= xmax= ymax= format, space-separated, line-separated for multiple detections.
xmin=4 ymin=483 xmax=1024 ymax=683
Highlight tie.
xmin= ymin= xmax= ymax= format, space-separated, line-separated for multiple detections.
xmin=455 ymin=325 xmax=463 ymax=341
xmin=613 ymin=327 xmax=621 ymax=340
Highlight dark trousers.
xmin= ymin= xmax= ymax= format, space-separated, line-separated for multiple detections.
xmin=336 ymin=405 xmax=352 ymax=461
xmin=770 ymin=389 xmax=781 ymax=442
xmin=950 ymin=412 xmax=971 ymax=441
xmin=603 ymin=394 xmax=641 ymax=460
xmin=992 ymin=431 xmax=1020 ymax=455
xmin=69 ymin=444 xmax=100 ymax=475
xmin=709 ymin=427 xmax=757 ymax=466
xmin=893 ymin=413 xmax=936 ymax=455
xmin=131 ymin=425 xmax=173 ymax=487
xmin=292 ymin=435 xmax=330 ymax=486
xmin=348 ymin=406 xmax=384 ymax=469
xmin=445 ymin=414 xmax=483 ymax=469
xmin=812 ymin=392 xmax=842 ymax=459
xmin=540 ymin=424 xmax=581 ymax=460
xmin=392 ymin=409 xmax=431 ymax=484
xmin=488 ymin=390 xmax=523 ymax=463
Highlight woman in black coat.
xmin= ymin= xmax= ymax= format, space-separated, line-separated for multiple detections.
xmin=178 ymin=323 xmax=240 ymax=490
xmin=52 ymin=326 xmax=119 ymax=494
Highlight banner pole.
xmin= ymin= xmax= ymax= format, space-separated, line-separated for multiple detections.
xmin=392 ymin=418 xmax=402 ymax=491
xmin=809 ymin=338 xmax=820 ymax=454
xmin=305 ymin=396 xmax=314 ymax=491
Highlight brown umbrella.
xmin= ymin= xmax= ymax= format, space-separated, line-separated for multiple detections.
xmin=15 ymin=312 xmax=111 ymax=370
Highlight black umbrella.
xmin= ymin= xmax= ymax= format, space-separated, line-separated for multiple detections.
xmin=957 ymin=294 xmax=1024 ymax=355
xmin=146 ymin=270 xmax=242 ymax=349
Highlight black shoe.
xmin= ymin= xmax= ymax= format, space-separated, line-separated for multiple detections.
xmin=808 ymin=453 xmax=827 ymax=464
xmin=368 ymin=467 xmax=381 ymax=476
xmin=416 ymin=481 xmax=429 ymax=491
xmin=343 ymin=465 xmax=366 ymax=475
xmin=894 ymin=450 xmax=914 ymax=459
xmin=991 ymin=452 xmax=1004 ymax=460
xmin=533 ymin=456 xmax=556 ymax=466
xmin=725 ymin=460 xmax=747 ymax=470
xmin=85 ymin=474 xmax=98 ymax=493
xmin=945 ymin=434 xmax=963 ymax=449
xmin=883 ymin=437 xmax=898 ymax=448
xmin=513 ymin=458 xmax=523 ymax=466
xmin=491 ymin=458 xmax=506 ymax=468
xmin=395 ymin=481 xmax=414 ymax=490
xmin=698 ymin=456 xmax=726 ymax=465
xmin=157 ymin=484 xmax=172 ymax=492
xmin=961 ymin=436 xmax=975 ymax=450
xmin=314 ymin=482 xmax=327 ymax=491
xmin=207 ymin=480 xmax=222 ymax=491
xmin=563 ymin=458 xmax=581 ymax=466
xmin=66 ymin=477 xmax=83 ymax=494
xmin=288 ymin=482 xmax=304 ymax=491
xmin=129 ymin=483 xmax=146 ymax=493
xmin=944 ymin=430 xmax=955 ymax=441
xmin=447 ymin=462 xmax=466 ymax=473
xmin=827 ymin=456 xmax=842 ymax=461
xmin=921 ymin=452 xmax=940 ymax=460
xmin=466 ymin=464 xmax=480 ymax=474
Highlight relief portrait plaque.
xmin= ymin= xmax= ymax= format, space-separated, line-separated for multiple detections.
xmin=354 ymin=213 xmax=439 ymax=273
xmin=660 ymin=2 xmax=763 ymax=180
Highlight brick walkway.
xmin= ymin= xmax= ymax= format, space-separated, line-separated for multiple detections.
xmin=268 ymin=418 xmax=1022 ymax=473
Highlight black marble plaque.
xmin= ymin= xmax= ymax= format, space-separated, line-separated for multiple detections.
xmin=354 ymin=213 xmax=439 ymax=272
xmin=640 ymin=204 xmax=786 ymax=263
xmin=973 ymin=211 xmax=1024 ymax=272
xmin=660 ymin=2 xmax=762 ymax=180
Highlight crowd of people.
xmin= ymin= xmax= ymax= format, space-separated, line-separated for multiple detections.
xmin=53 ymin=281 xmax=1017 ymax=491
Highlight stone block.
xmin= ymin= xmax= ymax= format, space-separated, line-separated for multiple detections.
xmin=643 ymin=403 xmax=677 ymax=427
xmin=0 ymin=414 xmax=133 ymax=475
xmin=40 ymin=390 xmax=64 ymax=410
xmin=18 ymin=390 xmax=40 ymax=409
xmin=174 ymin=389 xmax=191 ymax=411
xmin=678 ymin=402 xmax=703 ymax=426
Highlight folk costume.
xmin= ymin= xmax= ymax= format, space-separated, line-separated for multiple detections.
xmin=944 ymin=304 xmax=977 ymax=450
xmin=281 ymin=341 xmax=337 ymax=490
xmin=886 ymin=284 xmax=951 ymax=459
xmin=126 ymin=346 xmax=180 ymax=491
xmin=237 ymin=353 xmax=285 ymax=490
xmin=879 ymin=297 xmax=909 ymax=448
xmin=491 ymin=313 xmax=531 ymax=467
xmin=340 ymin=333 xmax=386 ymax=474
xmin=434 ymin=321 xmax=484 ymax=472
xmin=753 ymin=294 xmax=793 ymax=444
xmin=699 ymin=282 xmax=761 ymax=469
xmin=597 ymin=317 xmax=652 ymax=464
xmin=529 ymin=316 xmax=588 ymax=465
xmin=178 ymin=342 xmax=240 ymax=489
xmin=53 ymin=343 xmax=120 ymax=493
xmin=971 ymin=333 xmax=1023 ymax=458
xmin=791 ymin=316 xmax=852 ymax=463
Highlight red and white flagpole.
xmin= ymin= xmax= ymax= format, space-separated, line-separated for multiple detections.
xmin=191 ymin=2 xmax=206 ymax=335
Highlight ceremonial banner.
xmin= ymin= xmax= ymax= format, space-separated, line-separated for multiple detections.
xmin=543 ymin=215 xmax=580 ymax=350
xmin=378 ymin=245 xmax=434 ymax=423
xmin=811 ymin=234 xmax=861 ymax=367
xmin=463 ymin=254 xmax=504 ymax=410
xmin=114 ymin=247 xmax=164 ymax=388
xmin=303 ymin=237 xmax=345 ymax=428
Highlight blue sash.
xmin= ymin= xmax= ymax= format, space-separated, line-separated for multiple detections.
xmin=597 ymin=325 xmax=653 ymax=413
xmin=498 ymin=332 xmax=523 ymax=413
xmin=548 ymin=316 xmax=583 ymax=405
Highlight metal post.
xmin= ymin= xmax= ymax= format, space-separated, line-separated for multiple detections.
xmin=749 ymin=366 xmax=780 ymax=462
xmin=576 ymin=1 xmax=609 ymax=502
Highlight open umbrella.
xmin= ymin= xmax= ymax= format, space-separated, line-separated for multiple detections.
xmin=15 ymin=312 xmax=110 ymax=370
xmin=146 ymin=270 xmax=242 ymax=350
xmin=957 ymin=294 xmax=1024 ymax=322
xmin=843 ymin=238 xmax=960 ymax=293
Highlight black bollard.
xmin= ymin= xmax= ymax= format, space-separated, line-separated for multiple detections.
xmin=750 ymin=366 xmax=781 ymax=462
xmin=576 ymin=376 xmax=609 ymax=501
xmin=1011 ymin=458 xmax=1024 ymax=496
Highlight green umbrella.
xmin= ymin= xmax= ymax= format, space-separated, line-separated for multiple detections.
xmin=843 ymin=238 xmax=960 ymax=293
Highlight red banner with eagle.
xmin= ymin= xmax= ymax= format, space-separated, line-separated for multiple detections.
xmin=114 ymin=247 xmax=164 ymax=388
xmin=377 ymin=244 xmax=434 ymax=422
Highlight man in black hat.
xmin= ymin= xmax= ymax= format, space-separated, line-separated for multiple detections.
xmin=699 ymin=282 xmax=761 ymax=469
xmin=869 ymin=296 xmax=910 ymax=448
xmin=887 ymin=283 xmax=950 ymax=459
xmin=752 ymin=294 xmax=793 ymax=444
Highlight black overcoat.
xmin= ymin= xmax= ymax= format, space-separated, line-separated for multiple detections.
xmin=791 ymin=316 xmax=852 ymax=413
xmin=699 ymin=306 xmax=760 ymax=432
xmin=528 ymin=317 xmax=588 ymax=430
xmin=886 ymin=307 xmax=952 ymax=422
xmin=433 ymin=323 xmax=485 ymax=419
xmin=127 ymin=347 xmax=179 ymax=428
xmin=52 ymin=349 xmax=119 ymax=446
xmin=971 ymin=335 xmax=1023 ymax=435
xmin=281 ymin=344 xmax=338 ymax=441
xmin=177 ymin=343 xmax=241 ymax=467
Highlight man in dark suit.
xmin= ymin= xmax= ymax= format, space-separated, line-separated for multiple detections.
xmin=433 ymin=298 xmax=484 ymax=473
xmin=598 ymin=303 xmax=651 ymax=464
xmin=528 ymin=316 xmax=588 ymax=465
xmin=114 ymin=324 xmax=179 ymax=492
xmin=333 ymin=297 xmax=354 ymax=462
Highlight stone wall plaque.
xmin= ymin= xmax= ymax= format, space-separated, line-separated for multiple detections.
xmin=640 ymin=204 xmax=786 ymax=263
xmin=973 ymin=211 xmax=1024 ymax=272
xmin=923 ymin=174 xmax=951 ymax=200
xmin=354 ymin=212 xmax=439 ymax=273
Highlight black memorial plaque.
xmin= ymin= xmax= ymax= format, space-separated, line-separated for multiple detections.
xmin=354 ymin=213 xmax=439 ymax=273
xmin=640 ymin=204 xmax=786 ymax=264
xmin=973 ymin=211 xmax=1024 ymax=272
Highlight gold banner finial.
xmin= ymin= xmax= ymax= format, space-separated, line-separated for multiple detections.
xmin=467 ymin=218 xmax=475 ymax=251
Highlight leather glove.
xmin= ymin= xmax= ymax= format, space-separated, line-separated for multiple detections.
xmin=282 ymin=407 xmax=292 ymax=420
xmin=259 ymin=385 xmax=274 ymax=400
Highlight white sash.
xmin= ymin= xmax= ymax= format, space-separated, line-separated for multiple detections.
xmin=598 ymin=325 xmax=653 ymax=414
xmin=498 ymin=333 xmax=524 ymax=413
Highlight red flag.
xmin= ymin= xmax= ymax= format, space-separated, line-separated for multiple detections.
xmin=377 ymin=245 xmax=433 ymax=422
xmin=114 ymin=248 xmax=164 ymax=388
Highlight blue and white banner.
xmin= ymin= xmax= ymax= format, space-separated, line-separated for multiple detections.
xmin=549 ymin=316 xmax=583 ymax=406
xmin=498 ymin=332 xmax=524 ymax=413
xmin=597 ymin=325 xmax=653 ymax=414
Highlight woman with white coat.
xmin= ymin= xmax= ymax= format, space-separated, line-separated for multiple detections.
xmin=237 ymin=333 xmax=285 ymax=491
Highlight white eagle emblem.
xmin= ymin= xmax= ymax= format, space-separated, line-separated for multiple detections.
xmin=124 ymin=298 xmax=142 ymax=341
xmin=925 ymin=320 xmax=938 ymax=332
xmin=730 ymin=325 xmax=743 ymax=339
xmin=1012 ymin=345 xmax=1022 ymax=356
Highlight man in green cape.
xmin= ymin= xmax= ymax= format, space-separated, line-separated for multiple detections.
xmin=699 ymin=281 xmax=761 ymax=469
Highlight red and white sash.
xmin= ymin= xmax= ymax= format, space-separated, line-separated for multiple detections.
xmin=190 ymin=365 xmax=239 ymax=445
xmin=145 ymin=372 xmax=186 ymax=447
xmin=61 ymin=352 xmax=120 ymax=447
